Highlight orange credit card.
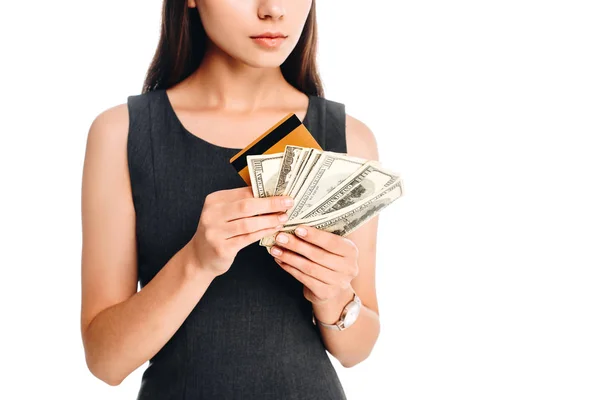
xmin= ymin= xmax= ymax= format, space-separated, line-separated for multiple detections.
xmin=229 ymin=113 xmax=322 ymax=186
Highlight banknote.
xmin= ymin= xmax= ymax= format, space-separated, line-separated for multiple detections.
xmin=293 ymin=161 xmax=402 ymax=221
xmin=247 ymin=153 xmax=284 ymax=198
xmin=285 ymin=152 xmax=368 ymax=222
xmin=273 ymin=146 xmax=304 ymax=196
xmin=282 ymin=148 xmax=313 ymax=196
xmin=287 ymin=150 xmax=322 ymax=200
xmin=260 ymin=178 xmax=404 ymax=247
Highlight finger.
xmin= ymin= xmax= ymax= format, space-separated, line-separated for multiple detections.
xmin=227 ymin=225 xmax=283 ymax=250
xmin=292 ymin=225 xmax=354 ymax=257
xmin=225 ymin=196 xmax=294 ymax=221
xmin=270 ymin=247 xmax=340 ymax=285
xmin=273 ymin=258 xmax=332 ymax=294
xmin=223 ymin=212 xmax=289 ymax=237
xmin=272 ymin=232 xmax=341 ymax=272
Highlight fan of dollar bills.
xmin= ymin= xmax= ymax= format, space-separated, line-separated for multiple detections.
xmin=247 ymin=145 xmax=404 ymax=250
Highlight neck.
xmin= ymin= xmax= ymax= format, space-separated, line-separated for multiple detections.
xmin=182 ymin=41 xmax=292 ymax=112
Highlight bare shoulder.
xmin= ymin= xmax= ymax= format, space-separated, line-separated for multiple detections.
xmin=83 ymin=102 xmax=131 ymax=192
xmin=86 ymin=103 xmax=129 ymax=147
xmin=345 ymin=114 xmax=379 ymax=162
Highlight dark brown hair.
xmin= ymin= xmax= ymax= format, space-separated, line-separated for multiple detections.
xmin=141 ymin=0 xmax=323 ymax=97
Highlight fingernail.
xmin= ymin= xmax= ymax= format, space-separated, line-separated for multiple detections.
xmin=270 ymin=247 xmax=282 ymax=256
xmin=295 ymin=227 xmax=307 ymax=237
xmin=278 ymin=213 xmax=289 ymax=222
xmin=275 ymin=224 xmax=284 ymax=229
xmin=283 ymin=198 xmax=294 ymax=207
xmin=276 ymin=233 xmax=288 ymax=244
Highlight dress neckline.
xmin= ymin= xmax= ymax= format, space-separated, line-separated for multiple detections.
xmin=161 ymin=89 xmax=315 ymax=153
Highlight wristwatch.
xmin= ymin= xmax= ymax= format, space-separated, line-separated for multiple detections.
xmin=312 ymin=292 xmax=362 ymax=331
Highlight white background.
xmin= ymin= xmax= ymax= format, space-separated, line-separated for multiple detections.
xmin=1 ymin=0 xmax=599 ymax=399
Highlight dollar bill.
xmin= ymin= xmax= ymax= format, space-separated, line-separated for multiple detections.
xmin=273 ymin=146 xmax=304 ymax=196
xmin=293 ymin=161 xmax=401 ymax=221
xmin=261 ymin=178 xmax=404 ymax=248
xmin=287 ymin=149 xmax=321 ymax=199
xmin=247 ymin=153 xmax=284 ymax=198
xmin=282 ymin=148 xmax=313 ymax=196
xmin=285 ymin=152 xmax=368 ymax=222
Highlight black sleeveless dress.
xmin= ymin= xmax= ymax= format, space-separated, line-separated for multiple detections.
xmin=127 ymin=88 xmax=348 ymax=400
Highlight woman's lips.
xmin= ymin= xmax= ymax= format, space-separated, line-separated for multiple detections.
xmin=250 ymin=35 xmax=287 ymax=49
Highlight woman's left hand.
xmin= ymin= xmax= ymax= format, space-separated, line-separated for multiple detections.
xmin=269 ymin=225 xmax=359 ymax=305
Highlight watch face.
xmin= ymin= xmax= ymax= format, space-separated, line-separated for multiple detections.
xmin=343 ymin=302 xmax=360 ymax=325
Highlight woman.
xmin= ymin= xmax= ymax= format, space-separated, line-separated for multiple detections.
xmin=80 ymin=0 xmax=381 ymax=398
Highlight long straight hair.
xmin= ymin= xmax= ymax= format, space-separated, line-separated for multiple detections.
xmin=141 ymin=0 xmax=324 ymax=97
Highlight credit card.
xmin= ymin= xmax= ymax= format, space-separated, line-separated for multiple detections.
xmin=229 ymin=113 xmax=322 ymax=186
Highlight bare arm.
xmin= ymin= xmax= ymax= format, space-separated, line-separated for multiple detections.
xmin=80 ymin=104 xmax=217 ymax=386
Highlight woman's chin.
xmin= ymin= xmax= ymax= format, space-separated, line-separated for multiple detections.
xmin=241 ymin=52 xmax=291 ymax=69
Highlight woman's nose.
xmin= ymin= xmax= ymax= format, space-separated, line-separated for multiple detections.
xmin=257 ymin=0 xmax=286 ymax=20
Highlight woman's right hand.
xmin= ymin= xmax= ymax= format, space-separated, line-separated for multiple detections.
xmin=189 ymin=186 xmax=294 ymax=277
